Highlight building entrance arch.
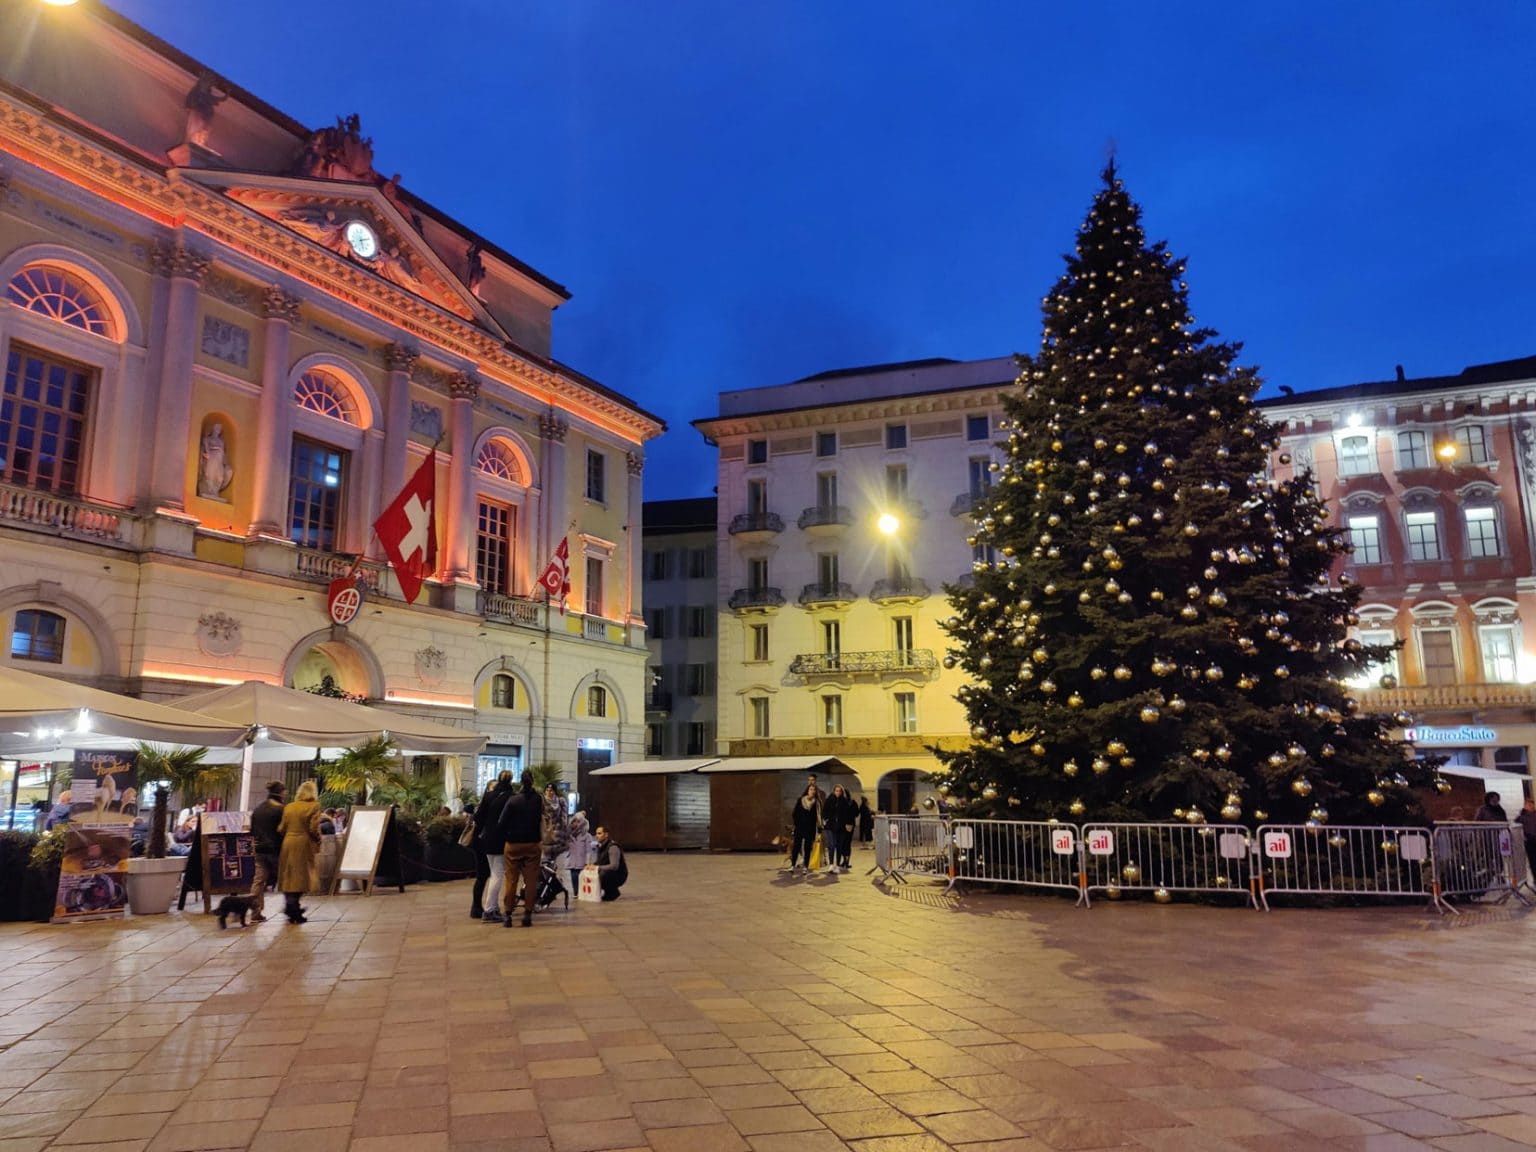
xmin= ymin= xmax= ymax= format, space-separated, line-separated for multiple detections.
xmin=876 ymin=768 xmax=937 ymax=816
xmin=282 ymin=628 xmax=384 ymax=701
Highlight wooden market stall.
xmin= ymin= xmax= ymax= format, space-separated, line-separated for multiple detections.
xmin=586 ymin=759 xmax=720 ymax=850
xmin=701 ymin=755 xmax=858 ymax=851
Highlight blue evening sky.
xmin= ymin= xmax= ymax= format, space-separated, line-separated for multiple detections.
xmin=115 ymin=1 xmax=1536 ymax=499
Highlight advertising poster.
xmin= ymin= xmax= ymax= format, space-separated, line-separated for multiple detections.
xmin=68 ymin=749 xmax=140 ymax=822
xmin=53 ymin=824 xmax=131 ymax=922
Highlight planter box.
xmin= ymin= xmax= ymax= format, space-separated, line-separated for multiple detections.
xmin=423 ymin=840 xmax=475 ymax=881
xmin=126 ymin=856 xmax=186 ymax=916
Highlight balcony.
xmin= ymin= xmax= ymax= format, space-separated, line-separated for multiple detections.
xmin=1360 ymin=682 xmax=1536 ymax=713
xmin=294 ymin=547 xmax=385 ymax=595
xmin=870 ymin=576 xmax=931 ymax=604
xmin=728 ymin=586 xmax=785 ymax=612
xmin=798 ymin=580 xmax=856 ymax=607
xmin=0 ymin=481 xmax=138 ymax=546
xmin=583 ymin=615 xmax=611 ymax=641
xmin=479 ymin=591 xmax=545 ymax=629
xmin=950 ymin=490 xmax=987 ymax=517
xmin=798 ymin=504 xmax=852 ymax=536
xmin=728 ymin=511 xmax=784 ymax=541
xmin=788 ymin=648 xmax=938 ymax=678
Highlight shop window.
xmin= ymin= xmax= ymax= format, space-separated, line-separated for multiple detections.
xmin=10 ymin=608 xmax=65 ymax=663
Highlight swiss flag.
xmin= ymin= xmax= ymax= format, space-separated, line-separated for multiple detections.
xmin=374 ymin=450 xmax=437 ymax=604
xmin=538 ymin=536 xmax=570 ymax=613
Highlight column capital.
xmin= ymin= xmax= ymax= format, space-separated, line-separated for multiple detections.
xmin=539 ymin=414 xmax=569 ymax=443
xmin=384 ymin=343 xmax=420 ymax=374
xmin=262 ymin=284 xmax=303 ymax=322
xmin=150 ymin=240 xmax=211 ymax=283
xmin=448 ymin=370 xmax=480 ymax=401
xmin=626 ymin=451 xmax=644 ymax=477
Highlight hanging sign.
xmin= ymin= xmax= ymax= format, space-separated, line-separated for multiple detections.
xmin=327 ymin=577 xmax=363 ymax=626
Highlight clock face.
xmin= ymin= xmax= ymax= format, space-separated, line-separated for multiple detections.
xmin=344 ymin=220 xmax=378 ymax=260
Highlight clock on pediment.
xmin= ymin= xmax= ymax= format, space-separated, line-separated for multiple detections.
xmin=344 ymin=220 xmax=378 ymax=261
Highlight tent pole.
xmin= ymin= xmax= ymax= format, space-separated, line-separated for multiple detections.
xmin=237 ymin=741 xmax=254 ymax=812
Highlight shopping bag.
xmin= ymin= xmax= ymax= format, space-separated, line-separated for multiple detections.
xmin=578 ymin=864 xmax=601 ymax=903
xmin=809 ymin=838 xmax=822 ymax=870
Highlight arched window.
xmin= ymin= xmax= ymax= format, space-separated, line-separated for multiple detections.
xmin=5 ymin=265 xmax=113 ymax=337
xmin=10 ymin=608 xmax=66 ymax=663
xmin=491 ymin=673 xmax=516 ymax=709
xmin=587 ymin=685 xmax=607 ymax=718
xmin=476 ymin=439 xmax=524 ymax=484
xmin=293 ymin=370 xmax=357 ymax=424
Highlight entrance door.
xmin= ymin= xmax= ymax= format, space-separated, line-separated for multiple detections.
xmin=476 ymin=746 xmax=523 ymax=795
xmin=577 ymin=740 xmax=614 ymax=822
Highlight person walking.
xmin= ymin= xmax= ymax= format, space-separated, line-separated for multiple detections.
xmin=594 ymin=826 xmax=627 ymax=900
xmin=1517 ymin=799 xmax=1536 ymax=888
xmin=824 ymin=785 xmax=857 ymax=872
xmin=1475 ymin=792 xmax=1509 ymax=823
xmin=473 ymin=771 xmax=513 ymax=922
xmin=248 ymin=780 xmax=285 ymax=923
xmin=276 ymin=779 xmax=322 ymax=925
xmin=497 ymin=770 xmax=543 ymax=927
xmin=857 ymin=796 xmax=874 ymax=845
xmin=789 ymin=783 xmax=821 ymax=874
xmin=567 ymin=810 xmax=595 ymax=897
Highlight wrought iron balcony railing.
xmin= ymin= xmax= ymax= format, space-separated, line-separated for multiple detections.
xmin=788 ymin=648 xmax=938 ymax=676
xmin=798 ymin=580 xmax=856 ymax=606
xmin=728 ymin=511 xmax=784 ymax=536
xmin=870 ymin=576 xmax=931 ymax=602
xmin=798 ymin=504 xmax=853 ymax=530
xmin=950 ymin=490 xmax=988 ymax=517
xmin=728 ymin=586 xmax=785 ymax=610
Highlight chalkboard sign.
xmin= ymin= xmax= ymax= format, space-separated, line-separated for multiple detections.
xmin=334 ymin=805 xmax=402 ymax=895
xmin=199 ymin=832 xmax=256 ymax=910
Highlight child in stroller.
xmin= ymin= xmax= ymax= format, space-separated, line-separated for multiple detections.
xmin=536 ymin=857 xmax=569 ymax=911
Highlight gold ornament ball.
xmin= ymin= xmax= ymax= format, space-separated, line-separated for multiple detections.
xmin=1215 ymin=745 xmax=1233 ymax=762
xmin=1140 ymin=706 xmax=1161 ymax=723
xmin=1063 ymin=760 xmax=1080 ymax=777
xmin=1274 ymin=665 xmax=1290 ymax=679
xmin=936 ymin=783 xmax=951 ymax=797
xmin=982 ymin=785 xmax=999 ymax=801
xmin=1267 ymin=752 xmax=1286 ymax=769
xmin=1067 ymin=693 xmax=1084 ymax=708
xmin=1291 ymin=777 xmax=1313 ymax=797
xmin=1153 ymin=887 xmax=1172 ymax=904
xmin=1104 ymin=883 xmax=1122 ymax=900
xmin=922 ymin=796 xmax=936 ymax=810
xmin=1433 ymin=777 xmax=1453 ymax=795
xmin=1378 ymin=673 xmax=1398 ymax=690
xmin=1091 ymin=666 xmax=1107 ymax=680
xmin=1113 ymin=665 xmax=1133 ymax=681
xmin=1185 ymin=808 xmax=1206 ymax=825
xmin=1220 ymin=803 xmax=1242 ymax=821
xmin=1121 ymin=862 xmax=1142 ymax=883
xmin=1205 ymin=665 xmax=1224 ymax=681
xmin=1180 ymin=605 xmax=1200 ymax=620
xmin=1030 ymin=742 xmax=1046 ymax=757
xmin=1366 ymin=789 xmax=1385 ymax=807
xmin=1106 ymin=740 xmax=1127 ymax=756
xmin=1068 ymin=798 xmax=1086 ymax=816
xmin=1253 ymin=808 xmax=1269 ymax=821
xmin=1214 ymin=874 xmax=1230 ymax=888
xmin=1320 ymin=743 xmax=1336 ymax=758
xmin=1091 ymin=757 xmax=1110 ymax=774
xmin=1327 ymin=833 xmax=1347 ymax=849
xmin=1309 ymin=804 xmax=1329 ymax=823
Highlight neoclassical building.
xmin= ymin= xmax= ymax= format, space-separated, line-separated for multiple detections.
xmin=0 ymin=3 xmax=661 ymax=797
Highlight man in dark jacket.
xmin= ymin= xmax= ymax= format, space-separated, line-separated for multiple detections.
xmin=472 ymin=772 xmax=513 ymax=921
xmin=248 ymin=780 xmax=285 ymax=923
xmin=1517 ymin=799 xmax=1536 ymax=889
xmin=1475 ymin=792 xmax=1509 ymax=823
xmin=595 ymin=826 xmax=627 ymax=901
xmin=497 ymin=770 xmax=543 ymax=927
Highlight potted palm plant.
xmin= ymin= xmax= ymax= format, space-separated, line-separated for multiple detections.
xmin=125 ymin=745 xmax=231 ymax=915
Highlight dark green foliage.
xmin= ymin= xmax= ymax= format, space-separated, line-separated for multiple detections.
xmin=936 ymin=165 xmax=1425 ymax=827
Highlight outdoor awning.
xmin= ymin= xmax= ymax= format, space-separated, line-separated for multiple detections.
xmin=590 ymin=758 xmax=721 ymax=776
xmin=0 ymin=666 xmax=249 ymax=751
xmin=699 ymin=755 xmax=852 ymax=774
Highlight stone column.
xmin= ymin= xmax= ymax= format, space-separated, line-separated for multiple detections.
xmin=374 ymin=343 xmax=417 ymax=561
xmin=147 ymin=240 xmax=210 ymax=513
xmin=538 ymin=412 xmax=569 ymax=573
xmin=248 ymin=286 xmax=302 ymax=538
xmin=625 ymin=451 xmax=644 ymax=630
xmin=444 ymin=371 xmax=479 ymax=583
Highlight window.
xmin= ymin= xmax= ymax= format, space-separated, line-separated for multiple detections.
xmin=968 ymin=457 xmax=992 ymax=498
xmin=893 ymin=616 xmax=914 ymax=660
xmin=822 ymin=695 xmax=843 ymax=736
xmin=1465 ymin=506 xmax=1501 ymax=558
xmin=647 ymin=607 xmax=668 ymax=639
xmin=646 ymin=550 xmax=669 ymax=581
xmin=490 ymin=674 xmax=516 ymax=709
xmin=822 ymin=619 xmax=841 ymax=658
xmin=816 ymin=431 xmax=837 ymax=458
xmin=685 ymin=722 xmax=708 ymax=756
xmin=816 ymin=472 xmax=838 ymax=509
xmin=1404 ymin=511 xmax=1441 ymax=562
xmin=886 ymin=463 xmax=908 ymax=501
xmin=2 ymin=344 xmax=91 ymax=494
xmin=973 ymin=540 xmax=997 ymax=566
xmin=746 ymin=478 xmax=768 ymax=516
xmin=894 ymin=691 xmax=918 ymax=734
xmin=1396 ymin=430 xmax=1429 ymax=471
xmin=476 ymin=439 xmax=523 ymax=483
xmin=1356 ymin=627 xmax=1399 ymax=683
xmin=646 ymin=724 xmax=665 ymax=756
xmin=687 ymin=606 xmax=714 ymax=638
xmin=293 ymin=370 xmax=356 ymax=423
xmin=1348 ymin=515 xmax=1383 ymax=565
xmin=817 ymin=553 xmax=840 ymax=587
xmin=288 ymin=437 xmax=346 ymax=550
xmin=585 ymin=449 xmax=606 ymax=502
xmin=687 ymin=547 xmax=714 ymax=579
xmin=684 ymin=663 xmax=715 ymax=696
xmin=1455 ymin=425 xmax=1490 ymax=465
xmin=885 ymin=423 xmax=907 ymax=450
xmin=750 ymin=696 xmax=770 ymax=738
xmin=747 ymin=439 xmax=768 ymax=465
xmin=10 ymin=608 xmax=65 ymax=663
xmin=7 ymin=265 xmax=113 ymax=336
xmin=1420 ymin=629 xmax=1457 ymax=687
xmin=585 ymin=556 xmax=605 ymax=616
xmin=587 ymin=685 xmax=608 ymax=717
xmin=750 ymin=623 xmax=769 ymax=662
xmin=475 ymin=500 xmax=514 ymax=594
xmin=966 ymin=414 xmax=990 ymax=442
xmin=1338 ymin=434 xmax=1374 ymax=477
xmin=747 ymin=557 xmax=769 ymax=591
xmin=1480 ymin=626 xmax=1518 ymax=683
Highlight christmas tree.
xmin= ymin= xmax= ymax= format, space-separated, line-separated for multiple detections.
xmin=935 ymin=164 xmax=1426 ymax=827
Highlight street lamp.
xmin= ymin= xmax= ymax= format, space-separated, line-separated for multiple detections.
xmin=877 ymin=512 xmax=900 ymax=537
xmin=39 ymin=0 xmax=80 ymax=6
xmin=1437 ymin=442 xmax=1457 ymax=462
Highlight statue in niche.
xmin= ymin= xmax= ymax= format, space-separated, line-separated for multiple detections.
xmin=184 ymin=74 xmax=228 ymax=149
xmin=198 ymin=422 xmax=235 ymax=500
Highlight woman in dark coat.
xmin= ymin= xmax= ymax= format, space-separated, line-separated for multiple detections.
xmin=789 ymin=783 xmax=821 ymax=874
xmin=857 ymin=796 xmax=875 ymax=844
xmin=276 ymin=779 xmax=322 ymax=924
xmin=823 ymin=785 xmax=857 ymax=872
xmin=474 ymin=772 xmax=514 ymax=922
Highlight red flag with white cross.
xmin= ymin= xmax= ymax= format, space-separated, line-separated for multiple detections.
xmin=374 ymin=450 xmax=437 ymax=604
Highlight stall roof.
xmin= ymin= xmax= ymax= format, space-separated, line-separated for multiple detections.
xmin=590 ymin=758 xmax=721 ymax=776
xmin=699 ymin=755 xmax=852 ymax=774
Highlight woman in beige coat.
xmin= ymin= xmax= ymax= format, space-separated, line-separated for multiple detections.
xmin=277 ymin=779 xmax=322 ymax=924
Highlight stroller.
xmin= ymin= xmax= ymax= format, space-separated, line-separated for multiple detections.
xmin=536 ymin=859 xmax=569 ymax=911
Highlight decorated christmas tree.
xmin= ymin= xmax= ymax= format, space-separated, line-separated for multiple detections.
xmin=935 ymin=164 xmax=1427 ymax=826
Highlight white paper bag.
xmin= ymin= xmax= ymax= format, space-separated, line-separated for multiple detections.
xmin=578 ymin=864 xmax=601 ymax=903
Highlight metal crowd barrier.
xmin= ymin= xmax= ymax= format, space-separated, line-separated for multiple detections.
xmin=871 ymin=814 xmax=1535 ymax=915
xmin=1255 ymin=824 xmax=1432 ymax=911
xmin=871 ymin=815 xmax=955 ymax=889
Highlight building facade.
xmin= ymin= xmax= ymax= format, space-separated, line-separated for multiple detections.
xmin=0 ymin=3 xmax=661 ymax=799
xmin=695 ymin=357 xmax=1014 ymax=808
xmin=1262 ymin=355 xmax=1536 ymax=806
xmin=641 ymin=497 xmax=718 ymax=759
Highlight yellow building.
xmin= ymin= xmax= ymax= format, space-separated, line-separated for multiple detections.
xmin=0 ymin=2 xmax=662 ymax=800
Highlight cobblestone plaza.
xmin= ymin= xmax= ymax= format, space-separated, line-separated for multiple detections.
xmin=3 ymin=851 xmax=1536 ymax=1151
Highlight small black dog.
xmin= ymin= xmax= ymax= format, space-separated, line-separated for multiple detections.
xmin=216 ymin=895 xmax=253 ymax=929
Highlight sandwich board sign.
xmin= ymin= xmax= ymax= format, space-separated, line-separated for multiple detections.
xmin=333 ymin=805 xmax=405 ymax=895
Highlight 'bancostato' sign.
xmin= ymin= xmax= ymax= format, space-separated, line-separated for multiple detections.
xmin=1404 ymin=724 xmax=1499 ymax=746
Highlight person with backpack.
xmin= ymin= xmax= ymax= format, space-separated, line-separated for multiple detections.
xmin=594 ymin=825 xmax=628 ymax=901
xmin=497 ymin=770 xmax=544 ymax=927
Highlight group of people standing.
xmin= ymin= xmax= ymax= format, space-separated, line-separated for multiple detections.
xmin=789 ymin=773 xmax=875 ymax=875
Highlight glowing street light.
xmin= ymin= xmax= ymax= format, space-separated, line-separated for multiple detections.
xmin=877 ymin=512 xmax=900 ymax=537
xmin=1437 ymin=442 xmax=1457 ymax=462
xmin=39 ymin=0 xmax=80 ymax=6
